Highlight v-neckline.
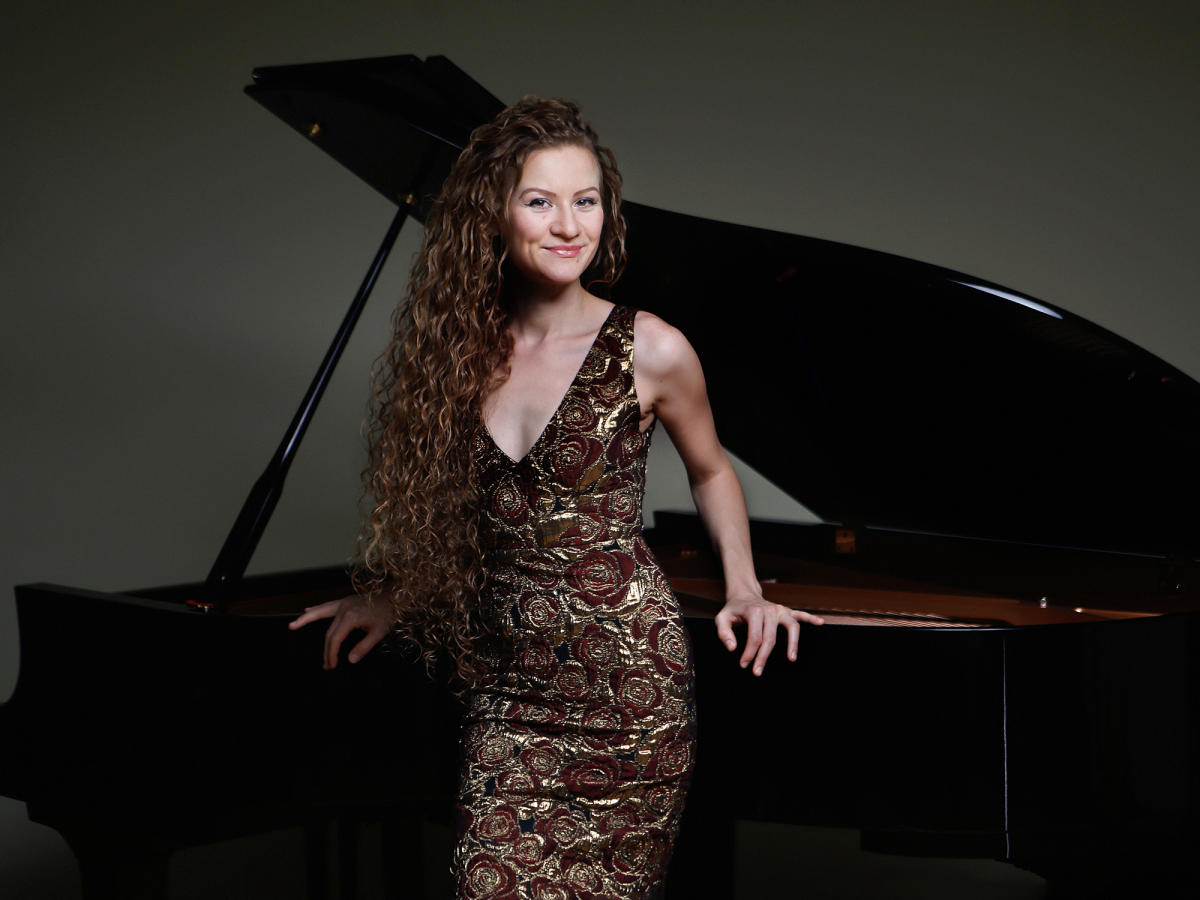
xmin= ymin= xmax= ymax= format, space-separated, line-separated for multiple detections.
xmin=482 ymin=305 xmax=618 ymax=466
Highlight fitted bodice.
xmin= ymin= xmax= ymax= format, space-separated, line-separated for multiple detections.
xmin=471 ymin=304 xmax=654 ymax=555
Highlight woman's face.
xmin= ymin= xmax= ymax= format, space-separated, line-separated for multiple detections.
xmin=500 ymin=144 xmax=604 ymax=290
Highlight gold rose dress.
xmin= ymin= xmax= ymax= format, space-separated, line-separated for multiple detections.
xmin=453 ymin=305 xmax=697 ymax=900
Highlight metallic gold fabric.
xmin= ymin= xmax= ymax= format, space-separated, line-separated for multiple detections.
xmin=454 ymin=305 xmax=697 ymax=900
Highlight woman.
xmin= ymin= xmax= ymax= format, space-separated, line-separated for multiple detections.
xmin=291 ymin=97 xmax=822 ymax=899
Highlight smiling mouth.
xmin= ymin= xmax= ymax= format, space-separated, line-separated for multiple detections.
xmin=547 ymin=245 xmax=583 ymax=258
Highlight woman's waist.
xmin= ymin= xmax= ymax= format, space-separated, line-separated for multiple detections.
xmin=468 ymin=644 xmax=696 ymax=720
xmin=481 ymin=518 xmax=644 ymax=555
xmin=484 ymin=531 xmax=671 ymax=587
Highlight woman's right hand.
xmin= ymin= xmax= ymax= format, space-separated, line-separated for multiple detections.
xmin=288 ymin=594 xmax=394 ymax=669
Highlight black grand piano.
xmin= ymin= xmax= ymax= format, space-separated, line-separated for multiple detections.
xmin=3 ymin=55 xmax=1199 ymax=899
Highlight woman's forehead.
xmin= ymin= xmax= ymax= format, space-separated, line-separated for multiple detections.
xmin=514 ymin=145 xmax=601 ymax=188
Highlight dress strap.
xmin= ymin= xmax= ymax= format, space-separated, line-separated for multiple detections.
xmin=610 ymin=304 xmax=637 ymax=339
xmin=604 ymin=304 xmax=637 ymax=364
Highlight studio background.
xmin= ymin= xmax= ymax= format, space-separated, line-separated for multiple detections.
xmin=3 ymin=0 xmax=1197 ymax=896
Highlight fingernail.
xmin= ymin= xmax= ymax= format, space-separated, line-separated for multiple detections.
xmin=754 ymin=667 xmax=763 ymax=675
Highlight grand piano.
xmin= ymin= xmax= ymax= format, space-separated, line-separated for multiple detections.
xmin=3 ymin=55 xmax=1198 ymax=899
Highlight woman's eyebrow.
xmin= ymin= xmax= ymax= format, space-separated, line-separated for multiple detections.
xmin=516 ymin=186 xmax=601 ymax=197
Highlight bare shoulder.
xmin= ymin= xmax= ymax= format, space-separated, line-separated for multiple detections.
xmin=632 ymin=310 xmax=700 ymax=379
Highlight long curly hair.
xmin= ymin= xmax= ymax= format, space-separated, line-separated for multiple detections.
xmin=354 ymin=96 xmax=628 ymax=687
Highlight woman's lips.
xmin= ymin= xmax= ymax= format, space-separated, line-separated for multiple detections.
xmin=547 ymin=245 xmax=582 ymax=258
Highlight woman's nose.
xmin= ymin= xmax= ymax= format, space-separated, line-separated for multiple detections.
xmin=550 ymin=206 xmax=580 ymax=237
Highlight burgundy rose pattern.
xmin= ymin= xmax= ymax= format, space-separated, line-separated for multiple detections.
xmin=455 ymin=307 xmax=696 ymax=898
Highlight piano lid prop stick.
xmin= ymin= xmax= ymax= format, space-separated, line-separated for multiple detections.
xmin=199 ymin=196 xmax=417 ymax=608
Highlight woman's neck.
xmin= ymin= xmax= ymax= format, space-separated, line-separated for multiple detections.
xmin=507 ymin=279 xmax=596 ymax=338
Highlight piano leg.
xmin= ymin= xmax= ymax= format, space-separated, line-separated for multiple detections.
xmin=55 ymin=812 xmax=420 ymax=900
xmin=60 ymin=831 xmax=169 ymax=900
xmin=666 ymin=794 xmax=735 ymax=897
xmin=304 ymin=820 xmax=331 ymax=900
xmin=312 ymin=809 xmax=429 ymax=900
xmin=338 ymin=817 xmax=360 ymax=899
xmin=380 ymin=814 xmax=428 ymax=900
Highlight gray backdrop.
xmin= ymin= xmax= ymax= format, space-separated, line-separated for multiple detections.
xmin=3 ymin=0 xmax=1197 ymax=895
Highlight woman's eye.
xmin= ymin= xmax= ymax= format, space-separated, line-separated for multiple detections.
xmin=524 ymin=198 xmax=551 ymax=209
xmin=575 ymin=197 xmax=599 ymax=208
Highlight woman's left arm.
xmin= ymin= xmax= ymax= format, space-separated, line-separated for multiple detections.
xmin=635 ymin=312 xmax=823 ymax=676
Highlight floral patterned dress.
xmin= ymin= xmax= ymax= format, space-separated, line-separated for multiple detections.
xmin=453 ymin=304 xmax=697 ymax=899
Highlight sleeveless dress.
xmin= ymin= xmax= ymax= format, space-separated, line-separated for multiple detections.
xmin=453 ymin=305 xmax=697 ymax=900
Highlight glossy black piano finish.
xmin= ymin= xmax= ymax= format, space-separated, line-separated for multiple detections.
xmin=622 ymin=202 xmax=1200 ymax=560
xmin=4 ymin=54 xmax=1200 ymax=899
xmin=0 ymin=571 xmax=459 ymax=899
xmin=651 ymin=513 xmax=1200 ymax=897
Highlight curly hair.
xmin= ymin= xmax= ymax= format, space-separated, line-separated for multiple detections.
xmin=353 ymin=96 xmax=627 ymax=687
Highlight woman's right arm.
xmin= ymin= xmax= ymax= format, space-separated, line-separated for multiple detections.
xmin=288 ymin=594 xmax=394 ymax=669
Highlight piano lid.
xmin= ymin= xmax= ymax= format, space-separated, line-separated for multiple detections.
xmin=624 ymin=203 xmax=1200 ymax=559
xmin=247 ymin=55 xmax=1200 ymax=560
xmin=246 ymin=55 xmax=504 ymax=219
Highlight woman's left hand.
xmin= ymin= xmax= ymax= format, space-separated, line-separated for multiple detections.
xmin=715 ymin=591 xmax=824 ymax=676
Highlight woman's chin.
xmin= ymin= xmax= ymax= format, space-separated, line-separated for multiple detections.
xmin=511 ymin=268 xmax=591 ymax=293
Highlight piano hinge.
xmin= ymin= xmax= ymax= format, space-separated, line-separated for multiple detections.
xmin=834 ymin=528 xmax=857 ymax=555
